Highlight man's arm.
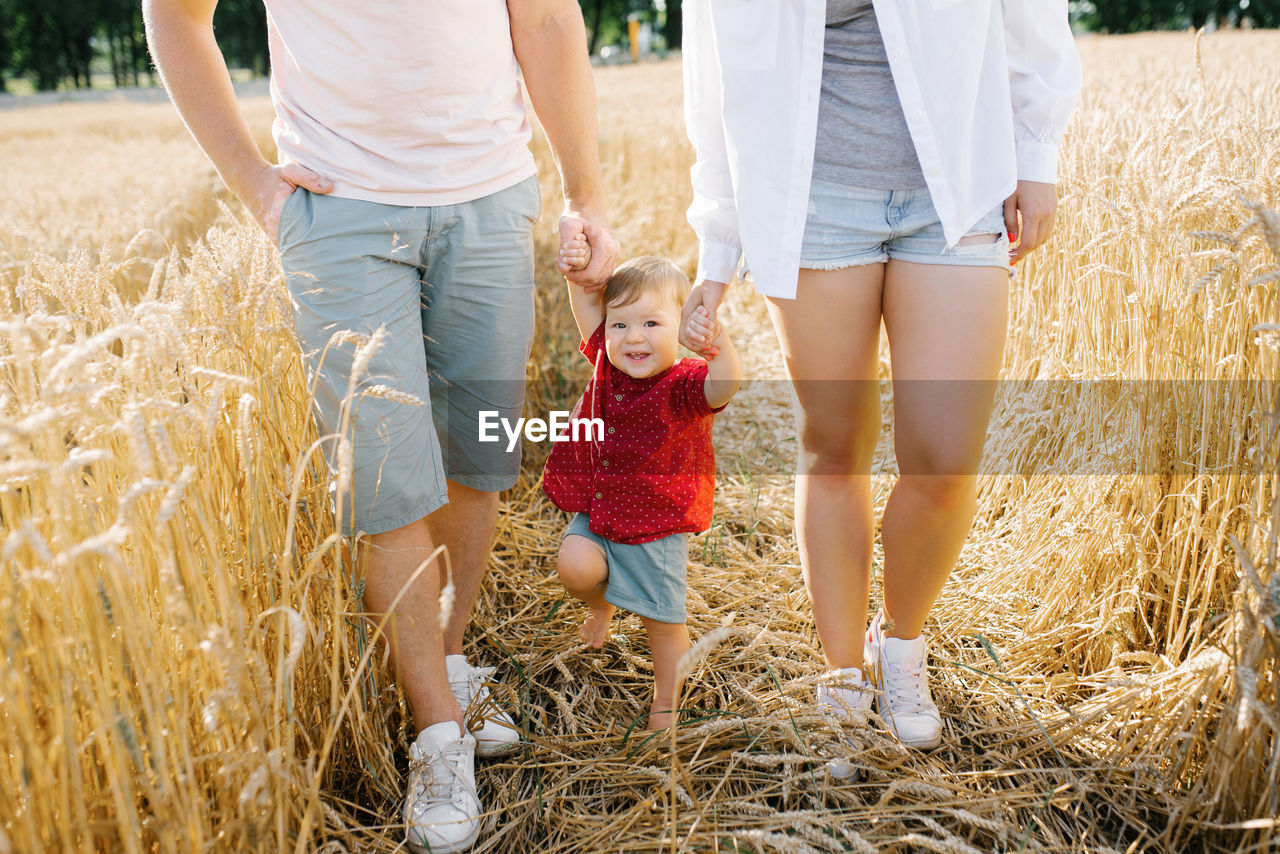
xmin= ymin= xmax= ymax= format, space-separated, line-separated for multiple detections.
xmin=509 ymin=0 xmax=619 ymax=287
xmin=143 ymin=0 xmax=331 ymax=238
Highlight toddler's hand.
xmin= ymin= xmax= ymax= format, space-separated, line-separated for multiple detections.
xmin=556 ymin=231 xmax=592 ymax=274
xmin=686 ymin=306 xmax=721 ymax=359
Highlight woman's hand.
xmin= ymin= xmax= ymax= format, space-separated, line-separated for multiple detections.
xmin=680 ymin=279 xmax=727 ymax=357
xmin=1003 ymin=180 xmax=1058 ymax=264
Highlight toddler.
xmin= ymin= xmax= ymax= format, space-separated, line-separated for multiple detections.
xmin=543 ymin=248 xmax=740 ymax=729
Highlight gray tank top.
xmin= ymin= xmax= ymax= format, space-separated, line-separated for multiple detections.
xmin=812 ymin=0 xmax=926 ymax=190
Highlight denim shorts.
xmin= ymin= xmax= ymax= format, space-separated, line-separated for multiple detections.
xmin=277 ymin=175 xmax=540 ymax=536
xmin=564 ymin=514 xmax=689 ymax=625
xmin=798 ymin=178 xmax=1011 ymax=270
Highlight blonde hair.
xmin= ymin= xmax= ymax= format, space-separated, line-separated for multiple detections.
xmin=602 ymin=256 xmax=689 ymax=312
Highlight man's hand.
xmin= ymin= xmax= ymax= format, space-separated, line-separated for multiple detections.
xmin=1003 ymin=179 xmax=1058 ymax=264
xmin=241 ymin=162 xmax=334 ymax=243
xmin=557 ymin=212 xmax=618 ymax=291
xmin=680 ymin=279 xmax=727 ymax=356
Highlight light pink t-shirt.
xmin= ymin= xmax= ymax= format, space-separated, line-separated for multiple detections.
xmin=264 ymin=0 xmax=536 ymax=206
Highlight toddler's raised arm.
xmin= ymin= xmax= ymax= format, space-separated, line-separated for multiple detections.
xmin=699 ymin=312 xmax=741 ymax=410
xmin=557 ymin=229 xmax=592 ymax=275
xmin=556 ymin=229 xmax=605 ymax=342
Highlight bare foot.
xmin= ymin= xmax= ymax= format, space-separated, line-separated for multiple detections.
xmin=579 ymin=603 xmax=616 ymax=648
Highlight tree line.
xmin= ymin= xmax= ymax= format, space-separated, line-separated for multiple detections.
xmin=0 ymin=0 xmax=1273 ymax=94
xmin=0 ymin=0 xmax=268 ymax=92
xmin=1076 ymin=0 xmax=1274 ymax=33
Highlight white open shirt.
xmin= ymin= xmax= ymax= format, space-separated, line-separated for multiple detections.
xmin=684 ymin=0 xmax=1082 ymax=299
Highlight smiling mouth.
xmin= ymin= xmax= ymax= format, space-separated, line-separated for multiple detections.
xmin=626 ymin=352 xmax=650 ymax=362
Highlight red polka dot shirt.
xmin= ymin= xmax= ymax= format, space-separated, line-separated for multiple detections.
xmin=542 ymin=323 xmax=726 ymax=545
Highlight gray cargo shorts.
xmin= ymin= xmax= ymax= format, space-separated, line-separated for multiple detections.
xmin=277 ymin=174 xmax=540 ymax=536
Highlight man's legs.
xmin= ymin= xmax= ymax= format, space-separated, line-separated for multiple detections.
xmin=420 ymin=176 xmax=540 ymax=636
xmin=278 ymin=191 xmax=481 ymax=850
xmin=418 ymin=176 xmax=541 ymax=756
xmin=429 ymin=480 xmax=500 ymax=656
xmin=365 ymin=520 xmax=484 ymax=854
xmin=363 ymin=517 xmax=463 ymax=730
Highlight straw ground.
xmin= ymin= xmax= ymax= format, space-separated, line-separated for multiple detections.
xmin=0 ymin=30 xmax=1277 ymax=853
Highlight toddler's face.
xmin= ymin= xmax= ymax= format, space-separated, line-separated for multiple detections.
xmin=603 ymin=292 xmax=682 ymax=379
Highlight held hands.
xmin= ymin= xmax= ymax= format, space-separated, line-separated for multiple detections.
xmin=557 ymin=229 xmax=591 ymax=276
xmin=243 ymin=162 xmax=334 ymax=243
xmin=679 ymin=279 xmax=727 ymax=359
xmin=1003 ymin=179 xmax=1057 ymax=265
xmin=557 ymin=211 xmax=619 ymax=292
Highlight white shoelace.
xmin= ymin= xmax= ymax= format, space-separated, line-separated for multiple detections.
xmin=882 ymin=648 xmax=935 ymax=716
xmin=408 ymin=742 xmax=475 ymax=815
xmin=449 ymin=664 xmax=495 ymax=710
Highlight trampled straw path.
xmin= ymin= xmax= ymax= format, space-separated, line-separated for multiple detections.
xmin=0 ymin=30 xmax=1277 ymax=854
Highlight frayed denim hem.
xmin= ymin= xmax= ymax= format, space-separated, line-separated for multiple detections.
xmin=799 ymin=254 xmax=888 ymax=272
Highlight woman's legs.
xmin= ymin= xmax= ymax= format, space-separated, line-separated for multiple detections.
xmin=765 ymin=264 xmax=886 ymax=672
xmin=879 ymin=260 xmax=1009 ymax=639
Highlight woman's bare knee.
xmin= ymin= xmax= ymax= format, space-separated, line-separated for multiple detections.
xmin=798 ymin=416 xmax=879 ymax=476
xmin=896 ymin=473 xmax=977 ymax=511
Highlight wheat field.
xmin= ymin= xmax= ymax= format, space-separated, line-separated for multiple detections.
xmin=1 ymin=29 xmax=1277 ymax=853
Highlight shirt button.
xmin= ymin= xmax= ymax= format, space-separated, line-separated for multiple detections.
xmin=595 ymin=492 xmax=603 ymax=499
xmin=911 ymin=109 xmax=924 ymax=119
xmin=615 ymin=394 xmax=623 ymax=401
xmin=607 ymin=426 xmax=615 ymax=434
xmin=601 ymin=460 xmax=609 ymax=466
xmin=892 ymin=48 xmax=905 ymax=59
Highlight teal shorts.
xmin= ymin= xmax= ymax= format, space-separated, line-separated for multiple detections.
xmin=277 ymin=175 xmax=540 ymax=536
xmin=564 ymin=513 xmax=688 ymax=624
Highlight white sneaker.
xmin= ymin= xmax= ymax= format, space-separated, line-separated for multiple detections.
xmin=404 ymin=721 xmax=481 ymax=854
xmin=818 ymin=665 xmax=874 ymax=781
xmin=817 ymin=665 xmax=873 ymax=726
xmin=864 ymin=612 xmax=943 ymax=750
xmin=446 ymin=655 xmax=521 ymax=758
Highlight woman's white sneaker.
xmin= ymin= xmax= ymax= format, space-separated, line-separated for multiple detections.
xmin=404 ymin=721 xmax=481 ymax=854
xmin=818 ymin=665 xmax=874 ymax=780
xmin=816 ymin=665 xmax=873 ymax=726
xmin=446 ymin=655 xmax=521 ymax=758
xmin=864 ymin=613 xmax=942 ymax=750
